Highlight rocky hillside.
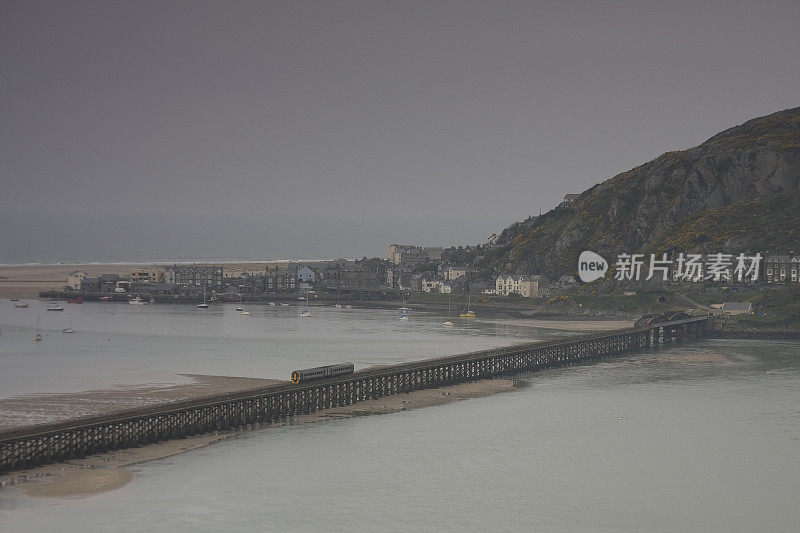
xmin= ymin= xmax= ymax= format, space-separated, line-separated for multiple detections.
xmin=486 ymin=107 xmax=800 ymax=277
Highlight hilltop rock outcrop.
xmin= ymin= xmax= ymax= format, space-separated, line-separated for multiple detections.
xmin=487 ymin=107 xmax=800 ymax=277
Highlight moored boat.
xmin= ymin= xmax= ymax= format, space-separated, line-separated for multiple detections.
xmin=459 ymin=294 xmax=476 ymax=318
xmin=197 ymin=287 xmax=210 ymax=308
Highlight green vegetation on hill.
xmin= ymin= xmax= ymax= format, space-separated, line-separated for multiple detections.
xmin=479 ymin=107 xmax=800 ymax=279
xmin=685 ymin=284 xmax=800 ymax=330
xmin=646 ymin=192 xmax=800 ymax=255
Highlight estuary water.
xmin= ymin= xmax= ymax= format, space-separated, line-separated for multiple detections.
xmin=1 ymin=302 xmax=799 ymax=531
xmin=0 ymin=299 xmax=573 ymax=399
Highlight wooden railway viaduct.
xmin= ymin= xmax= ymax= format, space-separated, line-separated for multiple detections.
xmin=1 ymin=316 xmax=710 ymax=473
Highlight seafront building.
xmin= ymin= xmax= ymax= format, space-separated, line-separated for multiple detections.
xmin=495 ymin=274 xmax=548 ymax=298
xmin=265 ymin=266 xmax=297 ymax=293
xmin=129 ymin=268 xmax=164 ymax=283
xmin=764 ymin=255 xmax=800 ymax=283
xmin=386 ymin=244 xmax=443 ymax=266
xmin=67 ymin=270 xmax=88 ymax=290
xmin=164 ymin=265 xmax=224 ymax=287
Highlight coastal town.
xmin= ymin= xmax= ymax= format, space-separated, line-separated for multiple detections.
xmin=40 ymin=238 xmax=798 ymax=319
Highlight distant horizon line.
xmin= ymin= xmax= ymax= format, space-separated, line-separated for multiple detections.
xmin=0 ymin=257 xmax=363 ymax=268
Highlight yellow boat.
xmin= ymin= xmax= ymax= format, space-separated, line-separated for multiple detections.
xmin=459 ymin=295 xmax=476 ymax=318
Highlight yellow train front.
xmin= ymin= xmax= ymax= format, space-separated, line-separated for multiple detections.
xmin=291 ymin=362 xmax=354 ymax=384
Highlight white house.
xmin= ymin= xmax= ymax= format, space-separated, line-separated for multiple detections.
xmin=444 ymin=266 xmax=474 ymax=281
xmin=297 ymin=266 xmax=316 ymax=283
xmin=67 ymin=271 xmax=88 ymax=290
xmin=495 ymin=274 xmax=548 ymax=298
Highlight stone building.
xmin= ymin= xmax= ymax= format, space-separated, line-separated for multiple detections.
xmin=495 ymin=274 xmax=548 ymax=298
xmin=265 ymin=266 xmax=297 ymax=293
xmin=164 ymin=266 xmax=224 ymax=287
xmin=67 ymin=271 xmax=88 ymax=290
xmin=764 ymin=255 xmax=800 ymax=283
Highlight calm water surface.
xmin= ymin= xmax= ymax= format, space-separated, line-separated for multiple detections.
xmin=0 ymin=299 xmax=575 ymax=399
xmin=1 ymin=302 xmax=798 ymax=531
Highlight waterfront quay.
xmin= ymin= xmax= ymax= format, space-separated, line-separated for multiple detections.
xmin=0 ymin=317 xmax=709 ymax=473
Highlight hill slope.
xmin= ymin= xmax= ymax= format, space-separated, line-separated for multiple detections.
xmin=487 ymin=107 xmax=800 ymax=276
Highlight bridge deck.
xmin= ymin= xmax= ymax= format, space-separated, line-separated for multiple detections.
xmin=1 ymin=317 xmax=711 ymax=471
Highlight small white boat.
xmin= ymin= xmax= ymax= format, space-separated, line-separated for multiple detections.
xmin=240 ymin=311 xmax=251 ymax=316
xmin=46 ymin=305 xmax=65 ymax=311
xmin=334 ymin=303 xmax=342 ymax=308
xmin=235 ymin=306 xmax=244 ymax=311
xmin=443 ymin=296 xmax=455 ymax=326
xmin=14 ymin=302 xmax=29 ymax=308
xmin=197 ymin=287 xmax=210 ymax=308
xmin=129 ymin=296 xmax=147 ymax=305
xmin=299 ymin=309 xmax=312 ymax=317
xmin=34 ymin=313 xmax=42 ymax=341
xmin=344 ymin=304 xmax=352 ymax=309
xmin=268 ymin=302 xmax=277 ymax=306
xmin=279 ymin=303 xmax=289 ymax=307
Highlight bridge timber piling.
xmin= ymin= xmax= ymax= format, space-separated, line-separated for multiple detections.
xmin=0 ymin=317 xmax=709 ymax=473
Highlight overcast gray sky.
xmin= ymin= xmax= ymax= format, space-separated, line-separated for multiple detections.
xmin=1 ymin=0 xmax=798 ymax=262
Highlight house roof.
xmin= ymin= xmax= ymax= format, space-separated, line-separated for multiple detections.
xmin=497 ymin=274 xmax=529 ymax=282
xmin=443 ymin=275 xmax=468 ymax=287
xmin=496 ymin=274 xmax=546 ymax=282
xmin=721 ymin=302 xmax=752 ymax=311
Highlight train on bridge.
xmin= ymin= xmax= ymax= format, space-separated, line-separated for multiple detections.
xmin=2 ymin=316 xmax=711 ymax=473
xmin=291 ymin=362 xmax=354 ymax=384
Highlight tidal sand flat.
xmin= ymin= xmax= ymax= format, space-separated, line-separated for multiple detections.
xmin=479 ymin=318 xmax=636 ymax=331
xmin=0 ymin=375 xmax=284 ymax=431
xmin=0 ymin=378 xmax=516 ymax=500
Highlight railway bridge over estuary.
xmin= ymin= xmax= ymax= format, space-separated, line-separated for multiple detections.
xmin=1 ymin=316 xmax=710 ymax=472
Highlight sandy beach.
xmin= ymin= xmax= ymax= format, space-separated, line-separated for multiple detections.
xmin=0 ymin=377 xmax=517 ymax=500
xmin=0 ymin=375 xmax=285 ymax=431
xmin=479 ymin=318 xmax=636 ymax=331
